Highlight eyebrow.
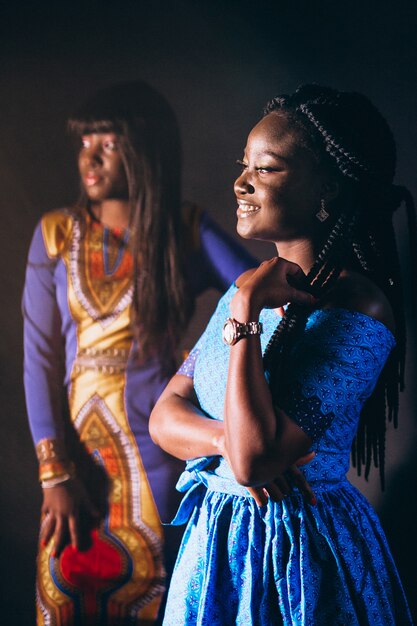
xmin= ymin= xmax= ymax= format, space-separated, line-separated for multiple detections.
xmin=244 ymin=148 xmax=290 ymax=163
xmin=261 ymin=150 xmax=289 ymax=162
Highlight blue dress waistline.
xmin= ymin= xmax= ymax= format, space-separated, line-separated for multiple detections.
xmin=168 ymin=456 xmax=349 ymax=526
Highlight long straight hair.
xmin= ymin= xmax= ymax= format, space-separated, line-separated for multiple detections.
xmin=68 ymin=81 xmax=193 ymax=361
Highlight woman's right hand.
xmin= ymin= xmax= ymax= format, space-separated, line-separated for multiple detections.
xmin=232 ymin=257 xmax=316 ymax=318
xmin=41 ymin=478 xmax=101 ymax=557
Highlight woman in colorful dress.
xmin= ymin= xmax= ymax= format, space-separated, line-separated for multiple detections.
xmin=150 ymin=84 xmax=414 ymax=625
xmin=22 ymin=81 xmax=258 ymax=625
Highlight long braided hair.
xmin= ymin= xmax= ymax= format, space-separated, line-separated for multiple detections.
xmin=68 ymin=81 xmax=193 ymax=361
xmin=262 ymin=85 xmax=416 ymax=487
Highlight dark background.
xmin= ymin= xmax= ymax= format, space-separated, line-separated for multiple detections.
xmin=1 ymin=1 xmax=416 ymax=623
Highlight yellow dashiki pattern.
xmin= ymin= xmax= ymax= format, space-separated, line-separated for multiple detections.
xmin=36 ymin=210 xmax=163 ymax=625
xmin=23 ymin=205 xmax=256 ymax=625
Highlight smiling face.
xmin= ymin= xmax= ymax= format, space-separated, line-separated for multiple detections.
xmin=234 ymin=112 xmax=326 ymax=246
xmin=78 ymin=133 xmax=129 ymax=204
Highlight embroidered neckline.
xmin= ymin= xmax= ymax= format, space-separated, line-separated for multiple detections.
xmin=69 ymin=212 xmax=133 ymax=327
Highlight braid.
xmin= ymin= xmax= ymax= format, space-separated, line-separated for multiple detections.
xmin=298 ymin=104 xmax=371 ymax=181
xmin=264 ymin=210 xmax=356 ymax=373
xmin=263 ymin=85 xmax=415 ymax=487
xmin=265 ymin=85 xmax=396 ymax=183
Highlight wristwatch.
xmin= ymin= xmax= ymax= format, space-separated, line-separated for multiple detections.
xmin=222 ymin=317 xmax=263 ymax=346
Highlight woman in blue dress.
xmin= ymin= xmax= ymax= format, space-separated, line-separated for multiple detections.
xmin=150 ymin=84 xmax=414 ymax=625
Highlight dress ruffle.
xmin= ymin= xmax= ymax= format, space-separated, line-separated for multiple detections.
xmin=166 ymin=468 xmax=410 ymax=625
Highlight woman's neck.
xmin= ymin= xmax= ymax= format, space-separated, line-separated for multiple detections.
xmin=90 ymin=200 xmax=131 ymax=229
xmin=274 ymin=238 xmax=316 ymax=274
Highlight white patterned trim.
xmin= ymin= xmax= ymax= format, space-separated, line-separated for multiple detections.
xmin=74 ymin=394 xmax=162 ymax=551
xmin=36 ymin=584 xmax=51 ymax=626
xmin=69 ymin=217 xmax=133 ymax=329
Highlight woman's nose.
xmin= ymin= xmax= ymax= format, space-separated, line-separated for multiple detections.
xmin=87 ymin=149 xmax=102 ymax=166
xmin=234 ymin=172 xmax=254 ymax=196
xmin=81 ymin=142 xmax=103 ymax=166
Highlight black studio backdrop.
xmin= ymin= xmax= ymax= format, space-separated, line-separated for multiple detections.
xmin=0 ymin=2 xmax=416 ymax=623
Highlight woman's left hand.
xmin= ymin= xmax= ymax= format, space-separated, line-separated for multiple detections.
xmin=246 ymin=453 xmax=316 ymax=506
xmin=213 ymin=434 xmax=316 ymax=506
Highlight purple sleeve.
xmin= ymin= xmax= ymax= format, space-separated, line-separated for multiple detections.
xmin=22 ymin=221 xmax=66 ymax=445
xmin=189 ymin=211 xmax=258 ymax=294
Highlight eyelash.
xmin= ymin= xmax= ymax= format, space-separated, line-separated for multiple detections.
xmin=236 ymin=160 xmax=277 ymax=173
xmin=80 ymin=139 xmax=118 ymax=152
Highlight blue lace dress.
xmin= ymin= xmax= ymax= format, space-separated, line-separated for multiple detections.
xmin=163 ymin=284 xmax=412 ymax=626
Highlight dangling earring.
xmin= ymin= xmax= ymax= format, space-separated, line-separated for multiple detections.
xmin=316 ymin=199 xmax=329 ymax=222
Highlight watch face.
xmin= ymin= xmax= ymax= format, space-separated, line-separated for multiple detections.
xmin=222 ymin=319 xmax=236 ymax=345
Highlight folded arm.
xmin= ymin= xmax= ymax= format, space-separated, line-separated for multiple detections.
xmin=150 ymin=372 xmax=314 ymax=506
xmin=224 ymin=258 xmax=315 ymax=486
xmin=149 ymin=373 xmax=224 ymax=461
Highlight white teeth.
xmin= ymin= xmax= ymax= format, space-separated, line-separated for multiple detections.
xmin=238 ymin=204 xmax=260 ymax=217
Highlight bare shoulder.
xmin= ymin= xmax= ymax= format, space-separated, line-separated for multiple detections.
xmin=235 ymin=267 xmax=258 ymax=287
xmin=321 ymin=270 xmax=395 ymax=333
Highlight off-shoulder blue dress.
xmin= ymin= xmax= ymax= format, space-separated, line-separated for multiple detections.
xmin=164 ymin=284 xmax=412 ymax=625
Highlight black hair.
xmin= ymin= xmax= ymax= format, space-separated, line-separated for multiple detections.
xmin=68 ymin=81 xmax=193 ymax=360
xmin=262 ymin=84 xmax=416 ymax=487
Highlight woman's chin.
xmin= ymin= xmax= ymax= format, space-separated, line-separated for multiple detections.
xmin=236 ymin=220 xmax=255 ymax=240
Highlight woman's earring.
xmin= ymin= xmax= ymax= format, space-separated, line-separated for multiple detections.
xmin=316 ymin=199 xmax=329 ymax=222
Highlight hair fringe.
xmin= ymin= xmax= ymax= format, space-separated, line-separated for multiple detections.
xmin=68 ymin=82 xmax=194 ymax=362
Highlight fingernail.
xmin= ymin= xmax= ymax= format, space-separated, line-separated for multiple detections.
xmin=311 ymin=494 xmax=317 ymax=506
xmin=51 ymin=549 xmax=57 ymax=558
xmin=41 ymin=539 xmax=47 ymax=547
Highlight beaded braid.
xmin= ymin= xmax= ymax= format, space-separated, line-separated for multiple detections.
xmin=262 ymin=85 xmax=415 ymax=487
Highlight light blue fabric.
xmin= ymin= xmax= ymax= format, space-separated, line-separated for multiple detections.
xmin=168 ymin=284 xmax=412 ymax=625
